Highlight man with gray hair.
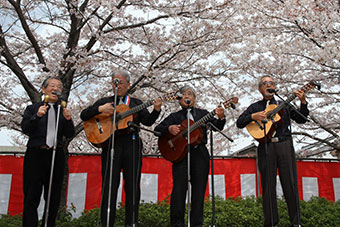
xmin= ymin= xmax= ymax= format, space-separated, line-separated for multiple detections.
xmin=81 ymin=71 xmax=162 ymax=226
xmin=155 ymin=85 xmax=226 ymax=226
xmin=21 ymin=76 xmax=75 ymax=227
xmin=236 ymin=75 xmax=308 ymax=226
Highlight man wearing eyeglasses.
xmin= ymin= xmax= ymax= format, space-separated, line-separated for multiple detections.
xmin=236 ymin=75 xmax=309 ymax=227
xmin=80 ymin=71 xmax=162 ymax=226
xmin=21 ymin=77 xmax=75 ymax=227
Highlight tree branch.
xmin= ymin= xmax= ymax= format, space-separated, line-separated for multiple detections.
xmin=0 ymin=26 xmax=40 ymax=103
xmin=8 ymin=0 xmax=49 ymax=72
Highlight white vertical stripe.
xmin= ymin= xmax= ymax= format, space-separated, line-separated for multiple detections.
xmin=0 ymin=174 xmax=12 ymax=214
xmin=141 ymin=173 xmax=158 ymax=203
xmin=67 ymin=173 xmax=87 ymax=218
xmin=117 ymin=172 xmax=123 ymax=208
xmin=302 ymin=177 xmax=319 ymax=201
xmin=241 ymin=174 xmax=256 ymax=197
xmin=209 ymin=174 xmax=225 ymax=199
xmin=333 ymin=178 xmax=340 ymax=201
xmin=38 ymin=190 xmax=44 ymax=220
xmin=276 ymin=176 xmax=283 ymax=198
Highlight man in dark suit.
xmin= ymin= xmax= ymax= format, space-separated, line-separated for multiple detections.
xmin=236 ymin=75 xmax=309 ymax=227
xmin=80 ymin=71 xmax=162 ymax=226
xmin=21 ymin=76 xmax=75 ymax=227
xmin=155 ymin=85 xmax=225 ymax=227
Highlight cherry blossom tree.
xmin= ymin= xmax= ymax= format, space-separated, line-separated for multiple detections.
xmin=0 ymin=0 xmax=339 ymax=159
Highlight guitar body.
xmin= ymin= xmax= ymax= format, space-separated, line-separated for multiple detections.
xmin=158 ymin=119 xmax=203 ymax=163
xmin=245 ymin=80 xmax=320 ymax=143
xmin=83 ymin=104 xmax=133 ymax=147
xmin=246 ymin=104 xmax=283 ymax=143
xmin=83 ymin=92 xmax=181 ymax=147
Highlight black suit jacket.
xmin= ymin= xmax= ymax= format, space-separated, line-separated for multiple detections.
xmin=21 ymin=101 xmax=75 ymax=147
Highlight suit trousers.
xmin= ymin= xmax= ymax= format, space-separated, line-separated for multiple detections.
xmin=170 ymin=144 xmax=210 ymax=227
xmin=257 ymin=139 xmax=300 ymax=227
xmin=100 ymin=133 xmax=142 ymax=227
xmin=23 ymin=147 xmax=65 ymax=227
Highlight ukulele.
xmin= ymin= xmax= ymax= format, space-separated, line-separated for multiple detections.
xmin=246 ymin=80 xmax=320 ymax=143
xmin=158 ymin=97 xmax=238 ymax=163
xmin=84 ymin=92 xmax=179 ymax=147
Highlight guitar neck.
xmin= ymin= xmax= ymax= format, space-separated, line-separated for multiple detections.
xmin=181 ymin=110 xmax=216 ymax=136
xmin=267 ymin=93 xmax=296 ymax=118
xmin=118 ymin=100 xmax=153 ymax=120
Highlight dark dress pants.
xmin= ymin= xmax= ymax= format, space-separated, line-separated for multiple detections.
xmin=258 ymin=139 xmax=300 ymax=227
xmin=100 ymin=134 xmax=142 ymax=227
xmin=170 ymin=144 xmax=210 ymax=227
xmin=23 ymin=147 xmax=65 ymax=227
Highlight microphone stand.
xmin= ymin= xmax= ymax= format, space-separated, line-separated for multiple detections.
xmin=273 ymin=91 xmax=308 ymax=122
xmin=128 ymin=121 xmax=161 ymax=136
xmin=44 ymin=101 xmax=62 ymax=227
xmin=103 ymin=82 xmax=119 ymax=227
xmin=206 ymin=122 xmax=233 ymax=227
xmin=127 ymin=121 xmax=161 ymax=226
xmin=131 ymin=126 xmax=137 ymax=227
xmin=186 ymin=103 xmax=191 ymax=227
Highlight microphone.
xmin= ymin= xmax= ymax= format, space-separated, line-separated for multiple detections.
xmin=176 ymin=93 xmax=183 ymax=100
xmin=52 ymin=91 xmax=63 ymax=102
xmin=267 ymin=88 xmax=277 ymax=94
xmin=113 ymin=78 xmax=120 ymax=84
xmin=52 ymin=90 xmax=62 ymax=98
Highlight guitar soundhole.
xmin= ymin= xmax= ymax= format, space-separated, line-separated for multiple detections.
xmin=95 ymin=119 xmax=103 ymax=134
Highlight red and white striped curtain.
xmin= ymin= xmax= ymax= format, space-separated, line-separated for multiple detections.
xmin=0 ymin=155 xmax=339 ymax=218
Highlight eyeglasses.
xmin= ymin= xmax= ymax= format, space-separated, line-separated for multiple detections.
xmin=261 ymin=81 xmax=275 ymax=86
xmin=182 ymin=91 xmax=194 ymax=96
xmin=48 ymin=83 xmax=63 ymax=89
xmin=113 ymin=81 xmax=128 ymax=86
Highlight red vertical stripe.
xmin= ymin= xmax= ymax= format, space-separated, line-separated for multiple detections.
xmin=0 ymin=155 xmax=339 ymax=216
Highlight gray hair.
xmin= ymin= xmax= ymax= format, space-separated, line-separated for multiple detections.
xmin=258 ymin=75 xmax=273 ymax=88
xmin=42 ymin=76 xmax=62 ymax=88
xmin=179 ymin=85 xmax=196 ymax=97
xmin=111 ymin=70 xmax=130 ymax=82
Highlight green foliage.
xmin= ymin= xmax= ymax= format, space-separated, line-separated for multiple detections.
xmin=0 ymin=214 xmax=22 ymax=227
xmin=203 ymin=196 xmax=263 ymax=226
xmin=1 ymin=196 xmax=339 ymax=227
xmin=300 ymin=197 xmax=340 ymax=227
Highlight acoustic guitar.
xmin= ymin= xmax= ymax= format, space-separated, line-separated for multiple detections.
xmin=84 ymin=92 xmax=179 ymax=147
xmin=158 ymin=97 xmax=238 ymax=163
xmin=246 ymin=80 xmax=320 ymax=143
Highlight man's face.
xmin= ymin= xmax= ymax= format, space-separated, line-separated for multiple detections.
xmin=112 ymin=74 xmax=130 ymax=96
xmin=42 ymin=78 xmax=62 ymax=103
xmin=259 ymin=76 xmax=275 ymax=99
xmin=179 ymin=89 xmax=196 ymax=108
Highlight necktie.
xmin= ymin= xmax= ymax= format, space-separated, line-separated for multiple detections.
xmin=46 ymin=104 xmax=56 ymax=148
